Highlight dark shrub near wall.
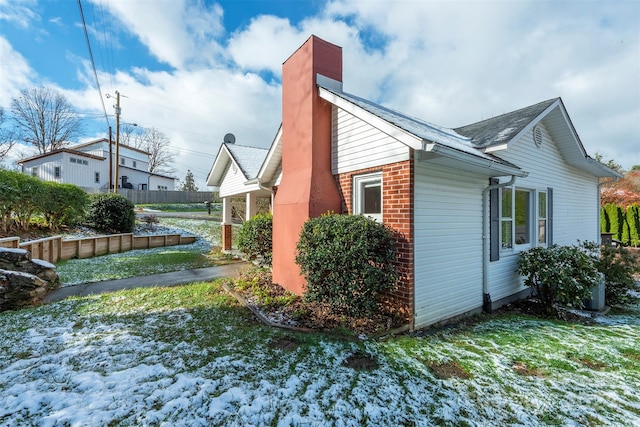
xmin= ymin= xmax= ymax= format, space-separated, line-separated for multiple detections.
xmin=296 ymin=213 xmax=398 ymax=317
xmin=85 ymin=193 xmax=135 ymax=234
xmin=238 ymin=213 xmax=273 ymax=265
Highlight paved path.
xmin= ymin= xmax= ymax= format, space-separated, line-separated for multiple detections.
xmin=43 ymin=262 xmax=249 ymax=303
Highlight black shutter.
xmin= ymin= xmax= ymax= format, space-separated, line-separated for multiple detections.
xmin=547 ymin=187 xmax=553 ymax=245
xmin=490 ymin=178 xmax=500 ymax=261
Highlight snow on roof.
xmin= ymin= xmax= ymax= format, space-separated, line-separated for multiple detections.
xmin=225 ymin=143 xmax=269 ymax=179
xmin=320 ymin=87 xmax=518 ymax=165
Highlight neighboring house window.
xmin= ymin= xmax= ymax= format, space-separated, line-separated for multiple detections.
xmin=353 ymin=172 xmax=382 ymax=222
xmin=120 ymin=157 xmax=125 ymax=165
xmin=54 ymin=166 xmax=61 ymax=179
xmin=500 ymin=187 xmax=549 ymax=252
xmin=157 ymin=185 xmax=167 ymax=190
xmin=95 ymin=172 xmax=100 ymax=183
xmin=133 ymin=161 xmax=137 ymax=168
xmin=31 ymin=167 xmax=38 ymax=177
xmin=70 ymin=158 xmax=77 ymax=164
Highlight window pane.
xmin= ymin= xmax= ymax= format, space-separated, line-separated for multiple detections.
xmin=538 ymin=219 xmax=546 ymax=244
xmin=363 ymin=182 xmax=381 ymax=214
xmin=515 ymin=190 xmax=530 ymax=244
xmin=538 ymin=192 xmax=546 ymax=218
xmin=501 ymin=188 xmax=512 ymax=218
xmin=501 ymin=220 xmax=512 ymax=248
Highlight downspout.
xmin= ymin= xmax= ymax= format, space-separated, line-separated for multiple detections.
xmin=482 ymin=175 xmax=518 ymax=313
xmin=257 ymin=179 xmax=275 ymax=213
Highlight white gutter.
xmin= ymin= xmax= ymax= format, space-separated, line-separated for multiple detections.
xmin=481 ymin=175 xmax=520 ymax=313
xmin=423 ymin=142 xmax=527 ymax=177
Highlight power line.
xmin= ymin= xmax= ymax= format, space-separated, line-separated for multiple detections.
xmin=77 ymin=0 xmax=110 ymax=128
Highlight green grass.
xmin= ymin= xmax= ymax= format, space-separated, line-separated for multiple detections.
xmin=1 ymin=282 xmax=639 ymax=425
xmin=55 ymin=217 xmax=242 ymax=285
xmin=56 ymin=248 xmax=216 ymax=285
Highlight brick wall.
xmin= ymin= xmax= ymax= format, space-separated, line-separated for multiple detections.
xmin=336 ymin=158 xmax=415 ymax=325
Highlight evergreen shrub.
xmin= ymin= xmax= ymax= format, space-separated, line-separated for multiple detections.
xmin=42 ymin=182 xmax=88 ymax=230
xmin=582 ymin=241 xmax=640 ymax=306
xmin=85 ymin=193 xmax=135 ymax=233
xmin=237 ymin=213 xmax=272 ymax=265
xmin=517 ymin=244 xmax=600 ymax=314
xmin=295 ymin=213 xmax=398 ymax=317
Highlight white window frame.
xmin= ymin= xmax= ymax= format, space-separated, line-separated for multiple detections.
xmin=500 ymin=187 xmax=548 ymax=253
xmin=353 ymin=172 xmax=382 ymax=222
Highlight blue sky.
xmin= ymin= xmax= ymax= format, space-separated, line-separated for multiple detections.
xmin=1 ymin=0 xmax=639 ymax=186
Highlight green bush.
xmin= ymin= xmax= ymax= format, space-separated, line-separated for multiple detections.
xmin=582 ymin=241 xmax=640 ymax=306
xmin=11 ymin=172 xmax=44 ymax=230
xmin=517 ymin=244 xmax=600 ymax=314
xmin=0 ymin=169 xmax=21 ymax=232
xmin=237 ymin=213 xmax=272 ymax=265
xmin=42 ymin=182 xmax=88 ymax=230
xmin=85 ymin=193 xmax=135 ymax=233
xmin=295 ymin=213 xmax=398 ymax=317
xmin=627 ymin=204 xmax=640 ymax=247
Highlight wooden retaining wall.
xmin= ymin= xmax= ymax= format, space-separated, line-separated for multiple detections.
xmin=0 ymin=234 xmax=197 ymax=264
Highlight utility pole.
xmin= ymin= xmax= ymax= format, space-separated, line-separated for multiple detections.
xmin=108 ymin=126 xmax=113 ymax=191
xmin=113 ymin=91 xmax=121 ymax=194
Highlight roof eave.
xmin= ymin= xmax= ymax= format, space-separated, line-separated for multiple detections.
xmin=423 ymin=142 xmax=528 ymax=178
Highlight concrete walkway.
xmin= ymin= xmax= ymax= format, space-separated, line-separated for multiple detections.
xmin=43 ymin=262 xmax=249 ymax=303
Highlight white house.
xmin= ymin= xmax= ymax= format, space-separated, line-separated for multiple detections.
xmin=208 ymin=36 xmax=620 ymax=330
xmin=18 ymin=138 xmax=175 ymax=191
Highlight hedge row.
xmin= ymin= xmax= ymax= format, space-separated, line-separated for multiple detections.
xmin=600 ymin=203 xmax=640 ymax=247
xmin=0 ymin=169 xmax=87 ymax=232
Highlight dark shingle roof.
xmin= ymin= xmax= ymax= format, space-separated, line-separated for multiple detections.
xmin=454 ymin=98 xmax=558 ymax=149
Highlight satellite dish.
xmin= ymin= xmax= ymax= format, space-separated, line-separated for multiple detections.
xmin=223 ymin=133 xmax=236 ymax=144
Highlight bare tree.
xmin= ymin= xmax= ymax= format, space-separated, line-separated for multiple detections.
xmin=0 ymin=108 xmax=16 ymax=161
xmin=132 ymin=127 xmax=176 ymax=174
xmin=11 ymin=87 xmax=83 ymax=154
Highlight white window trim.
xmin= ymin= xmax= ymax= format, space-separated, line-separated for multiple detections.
xmin=353 ymin=172 xmax=383 ymax=222
xmin=500 ymin=186 xmax=548 ymax=254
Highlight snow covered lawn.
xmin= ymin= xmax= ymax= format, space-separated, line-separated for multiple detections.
xmin=1 ymin=281 xmax=638 ymax=426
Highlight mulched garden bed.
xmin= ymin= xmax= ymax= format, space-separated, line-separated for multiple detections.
xmin=228 ymin=268 xmax=408 ymax=336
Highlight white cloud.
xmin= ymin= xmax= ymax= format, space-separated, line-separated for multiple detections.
xmin=0 ymin=0 xmax=37 ymax=29
xmin=93 ymin=0 xmax=225 ymax=69
xmin=0 ymin=37 xmax=35 ymax=106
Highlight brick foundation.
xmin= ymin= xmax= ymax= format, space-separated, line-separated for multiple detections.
xmin=222 ymin=224 xmax=232 ymax=251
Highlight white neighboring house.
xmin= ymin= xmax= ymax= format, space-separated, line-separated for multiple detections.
xmin=17 ymin=138 xmax=175 ymax=191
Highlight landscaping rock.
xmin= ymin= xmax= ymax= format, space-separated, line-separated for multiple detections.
xmin=0 ymin=247 xmax=60 ymax=311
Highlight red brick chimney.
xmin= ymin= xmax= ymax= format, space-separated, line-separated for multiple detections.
xmin=272 ymin=36 xmax=343 ymax=295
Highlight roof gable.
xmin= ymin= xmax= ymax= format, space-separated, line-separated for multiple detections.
xmin=206 ymin=142 xmax=268 ymax=187
xmin=456 ymin=98 xmax=619 ymax=178
xmin=454 ymin=98 xmax=558 ymax=149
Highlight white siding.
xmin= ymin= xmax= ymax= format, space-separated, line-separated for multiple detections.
xmin=414 ymin=161 xmax=487 ymax=328
xmin=487 ymin=122 xmax=600 ymax=301
xmin=219 ymin=162 xmax=250 ymax=197
xmin=332 ymin=107 xmax=410 ymax=174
